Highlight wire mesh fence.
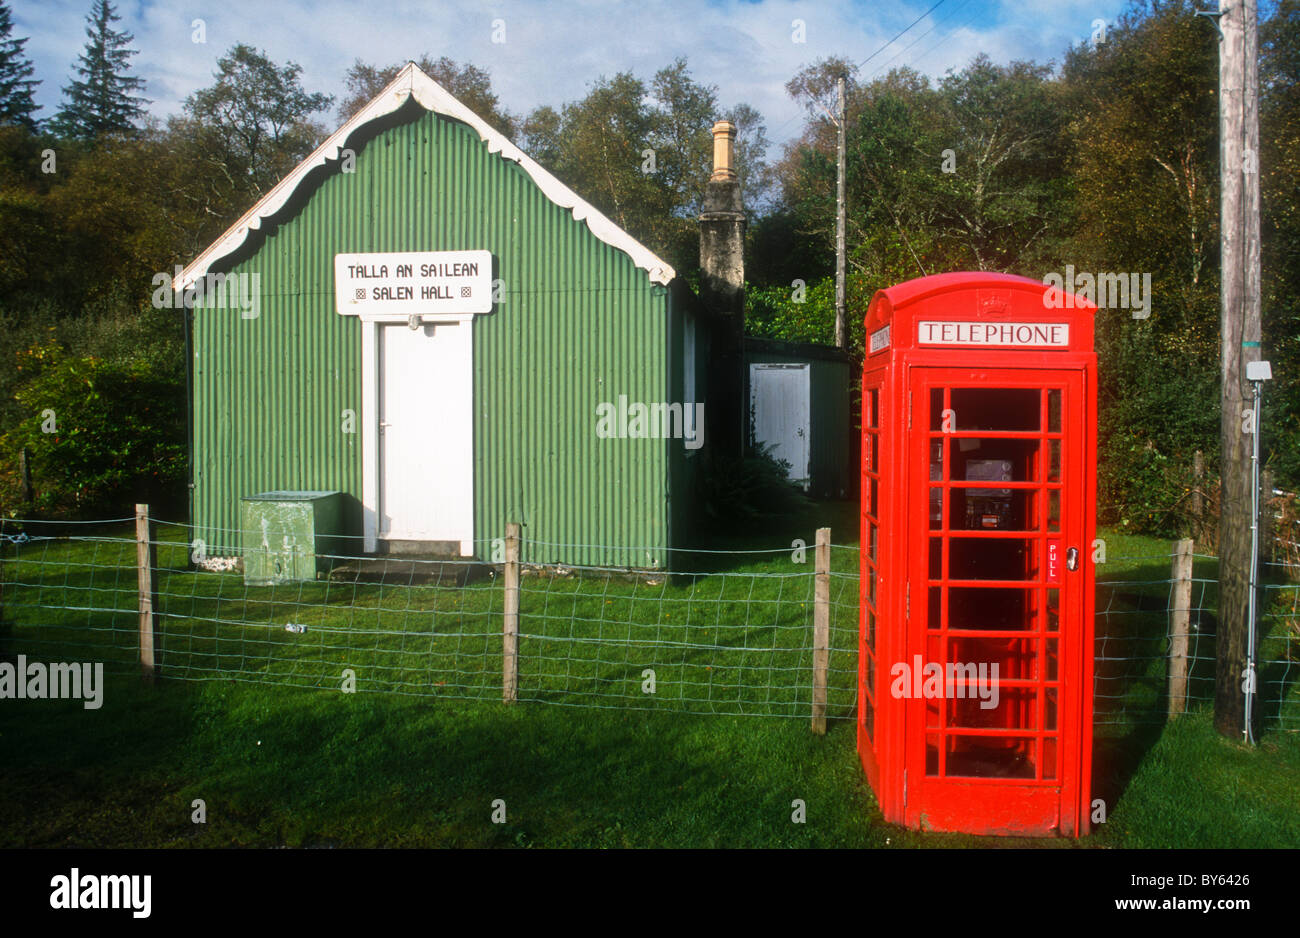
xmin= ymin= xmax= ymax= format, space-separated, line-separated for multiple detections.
xmin=1094 ymin=543 xmax=1217 ymax=727
xmin=509 ymin=539 xmax=858 ymax=716
xmin=0 ymin=516 xmax=858 ymax=720
xmin=1094 ymin=537 xmax=1300 ymax=730
xmin=2 ymin=514 xmax=1297 ymax=730
xmin=1260 ymin=552 xmax=1300 ymax=730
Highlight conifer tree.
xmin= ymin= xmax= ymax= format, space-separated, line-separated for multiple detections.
xmin=0 ymin=0 xmax=40 ymax=129
xmin=52 ymin=0 xmax=148 ymax=138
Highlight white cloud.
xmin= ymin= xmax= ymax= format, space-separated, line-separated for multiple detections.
xmin=17 ymin=0 xmax=1129 ymax=145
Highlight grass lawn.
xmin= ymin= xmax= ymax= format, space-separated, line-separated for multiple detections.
xmin=1 ymin=504 xmax=1297 ymax=848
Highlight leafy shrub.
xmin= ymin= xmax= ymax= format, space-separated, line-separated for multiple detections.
xmin=699 ymin=442 xmax=813 ymax=530
xmin=0 ymin=338 xmax=185 ymax=516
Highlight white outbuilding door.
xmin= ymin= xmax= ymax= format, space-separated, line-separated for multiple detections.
xmin=377 ymin=321 xmax=473 ymax=553
xmin=749 ymin=363 xmax=811 ymax=488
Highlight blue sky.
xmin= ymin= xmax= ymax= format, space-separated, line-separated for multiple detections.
xmin=15 ymin=0 xmax=1131 ymax=146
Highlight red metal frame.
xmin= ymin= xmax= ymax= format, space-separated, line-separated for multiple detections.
xmin=859 ymin=273 xmax=1097 ymax=837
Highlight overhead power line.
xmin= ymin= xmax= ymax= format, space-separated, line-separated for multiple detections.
xmin=856 ymin=0 xmax=950 ymax=71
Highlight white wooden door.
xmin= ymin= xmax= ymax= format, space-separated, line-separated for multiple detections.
xmin=378 ymin=321 xmax=473 ymax=553
xmin=750 ymin=363 xmax=811 ymax=487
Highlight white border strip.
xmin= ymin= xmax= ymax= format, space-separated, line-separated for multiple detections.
xmin=175 ymin=63 xmax=675 ymax=291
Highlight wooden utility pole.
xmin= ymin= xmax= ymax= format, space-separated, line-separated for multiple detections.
xmin=1214 ymin=0 xmax=1262 ymax=742
xmin=834 ymin=75 xmax=847 ymax=349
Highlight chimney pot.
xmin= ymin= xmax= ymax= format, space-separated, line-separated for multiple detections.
xmin=710 ymin=120 xmax=737 ymax=182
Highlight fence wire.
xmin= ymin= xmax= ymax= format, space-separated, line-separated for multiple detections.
xmin=2 ymin=518 xmax=1296 ymax=730
xmin=1094 ymin=545 xmax=1300 ymax=730
xmin=1094 ymin=549 xmax=1215 ymax=727
xmin=0 ymin=519 xmax=857 ymax=720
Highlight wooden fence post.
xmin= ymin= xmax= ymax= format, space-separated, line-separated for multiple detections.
xmin=1168 ymin=538 xmax=1194 ymax=717
xmin=136 ymin=503 xmax=158 ymax=682
xmin=812 ymin=527 xmax=830 ymax=735
xmin=503 ymin=522 xmax=520 ymax=704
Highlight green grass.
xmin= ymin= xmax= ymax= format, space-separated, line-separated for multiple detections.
xmin=1 ymin=505 xmax=1297 ymax=848
xmin=2 ymin=673 xmax=1296 ymax=848
xmin=0 ymin=510 xmax=863 ymax=718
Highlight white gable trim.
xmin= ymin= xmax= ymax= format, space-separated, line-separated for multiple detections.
xmin=175 ymin=63 xmax=676 ymax=291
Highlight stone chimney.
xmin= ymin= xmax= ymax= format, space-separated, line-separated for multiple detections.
xmin=699 ymin=121 xmax=745 ymax=315
xmin=698 ymin=119 xmax=746 ymax=460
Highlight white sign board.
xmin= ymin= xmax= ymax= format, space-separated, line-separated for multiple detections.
xmin=918 ymin=321 xmax=1069 ymax=348
xmin=335 ymin=250 xmax=493 ymax=317
xmin=869 ymin=324 xmax=891 ymax=354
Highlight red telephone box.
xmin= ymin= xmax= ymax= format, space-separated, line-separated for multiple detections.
xmin=858 ymin=272 xmax=1097 ymax=837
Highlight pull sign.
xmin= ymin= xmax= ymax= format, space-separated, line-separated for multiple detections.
xmin=1047 ymin=539 xmax=1061 ymax=583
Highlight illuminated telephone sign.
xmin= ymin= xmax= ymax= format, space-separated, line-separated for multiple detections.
xmin=858 ymin=272 xmax=1098 ymax=837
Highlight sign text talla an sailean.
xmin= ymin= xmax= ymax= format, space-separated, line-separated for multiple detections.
xmin=334 ymin=249 xmax=493 ymax=317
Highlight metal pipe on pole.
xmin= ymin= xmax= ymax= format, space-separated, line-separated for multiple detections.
xmin=1247 ymin=378 xmax=1261 ymax=741
xmin=1245 ymin=360 xmax=1271 ymax=743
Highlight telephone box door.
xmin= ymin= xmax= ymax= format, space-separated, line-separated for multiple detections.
xmin=903 ymin=367 xmax=1089 ymax=835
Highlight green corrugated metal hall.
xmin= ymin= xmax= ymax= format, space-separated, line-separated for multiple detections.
xmin=178 ymin=64 xmax=707 ymax=569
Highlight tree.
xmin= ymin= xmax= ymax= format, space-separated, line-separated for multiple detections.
xmin=547 ymin=71 xmax=669 ymax=244
xmin=52 ymin=0 xmax=147 ymax=139
xmin=0 ymin=1 xmax=39 ymax=129
xmin=645 ymin=59 xmax=773 ymax=216
xmin=784 ymin=56 xmax=859 ymax=133
xmin=776 ymin=62 xmax=949 ymax=296
xmin=0 ymin=125 xmax=66 ymax=309
xmin=339 ymin=56 xmax=517 ymax=136
xmin=930 ymin=56 xmax=1068 ymax=273
xmin=1060 ymin=0 xmax=1221 ymax=532
xmin=0 ymin=336 xmax=186 ymax=515
xmin=184 ymin=44 xmax=333 ymax=199
xmin=776 ymin=56 xmax=861 ymax=203
xmin=787 ymin=57 xmax=1068 ymax=282
xmin=1260 ymin=0 xmax=1300 ymax=490
xmin=521 ymin=59 xmax=769 ymax=274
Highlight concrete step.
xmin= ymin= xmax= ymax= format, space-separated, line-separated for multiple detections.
xmin=327 ymin=557 xmax=494 ymax=586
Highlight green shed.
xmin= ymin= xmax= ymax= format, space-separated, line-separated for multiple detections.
xmin=177 ymin=64 xmax=708 ymax=570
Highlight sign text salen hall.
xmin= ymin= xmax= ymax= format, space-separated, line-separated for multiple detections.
xmin=917 ymin=321 xmax=1070 ymax=348
xmin=334 ymin=250 xmax=493 ymax=316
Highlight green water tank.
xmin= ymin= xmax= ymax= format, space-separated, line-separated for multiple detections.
xmin=241 ymin=491 xmax=343 ymax=585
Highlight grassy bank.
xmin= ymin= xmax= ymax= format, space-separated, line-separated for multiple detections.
xmin=1 ymin=506 xmax=1297 ymax=847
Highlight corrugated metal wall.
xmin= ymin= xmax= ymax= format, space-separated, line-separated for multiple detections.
xmin=193 ymin=108 xmax=673 ymax=567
